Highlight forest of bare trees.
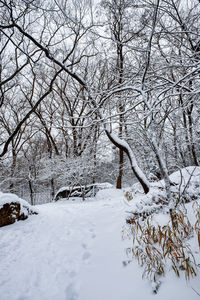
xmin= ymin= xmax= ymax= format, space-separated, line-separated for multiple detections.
xmin=0 ymin=0 xmax=199 ymax=204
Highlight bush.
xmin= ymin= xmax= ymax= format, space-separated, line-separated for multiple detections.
xmin=124 ymin=203 xmax=200 ymax=293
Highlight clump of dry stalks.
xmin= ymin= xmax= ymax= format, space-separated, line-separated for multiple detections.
xmin=124 ymin=202 xmax=200 ymax=293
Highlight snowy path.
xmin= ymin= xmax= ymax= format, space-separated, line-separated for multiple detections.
xmin=0 ymin=189 xmax=199 ymax=300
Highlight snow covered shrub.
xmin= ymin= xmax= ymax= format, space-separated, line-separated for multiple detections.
xmin=124 ymin=207 xmax=200 ymax=293
xmin=126 ymin=167 xmax=200 ymax=224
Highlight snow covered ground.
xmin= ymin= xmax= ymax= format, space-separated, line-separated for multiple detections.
xmin=0 ymin=188 xmax=200 ymax=300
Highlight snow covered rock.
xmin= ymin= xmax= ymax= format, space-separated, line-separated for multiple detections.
xmin=55 ymin=182 xmax=113 ymax=201
xmin=55 ymin=184 xmax=98 ymax=200
xmin=0 ymin=192 xmax=38 ymax=227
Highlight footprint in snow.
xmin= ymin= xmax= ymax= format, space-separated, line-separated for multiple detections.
xmin=65 ymin=283 xmax=79 ymax=300
xmin=82 ymin=251 xmax=91 ymax=261
xmin=17 ymin=296 xmax=28 ymax=300
xmin=88 ymin=228 xmax=96 ymax=239
xmin=69 ymin=270 xmax=76 ymax=278
xmin=82 ymin=243 xmax=87 ymax=249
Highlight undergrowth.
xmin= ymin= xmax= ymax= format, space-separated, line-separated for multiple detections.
xmin=123 ymin=202 xmax=200 ymax=293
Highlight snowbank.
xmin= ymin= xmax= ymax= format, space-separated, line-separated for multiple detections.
xmin=96 ymin=187 xmax=124 ymax=201
xmin=169 ymin=166 xmax=200 ymax=184
xmin=126 ymin=166 xmax=200 ymax=220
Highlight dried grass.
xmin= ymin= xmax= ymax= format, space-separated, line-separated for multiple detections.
xmin=124 ymin=204 xmax=200 ymax=293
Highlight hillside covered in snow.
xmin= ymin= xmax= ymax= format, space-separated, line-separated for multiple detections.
xmin=0 ymin=167 xmax=200 ymax=300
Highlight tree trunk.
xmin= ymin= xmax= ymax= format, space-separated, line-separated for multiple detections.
xmin=105 ymin=129 xmax=150 ymax=194
xmin=116 ymin=109 xmax=124 ymax=189
xmin=187 ymin=105 xmax=199 ymax=166
xmin=28 ymin=179 xmax=34 ymax=206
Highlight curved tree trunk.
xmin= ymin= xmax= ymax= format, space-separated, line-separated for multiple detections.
xmin=105 ymin=129 xmax=150 ymax=194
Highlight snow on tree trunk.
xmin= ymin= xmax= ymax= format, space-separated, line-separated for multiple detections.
xmin=105 ymin=127 xmax=150 ymax=194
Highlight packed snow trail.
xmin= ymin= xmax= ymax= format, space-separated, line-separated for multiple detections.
xmin=0 ymin=189 xmax=199 ymax=300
